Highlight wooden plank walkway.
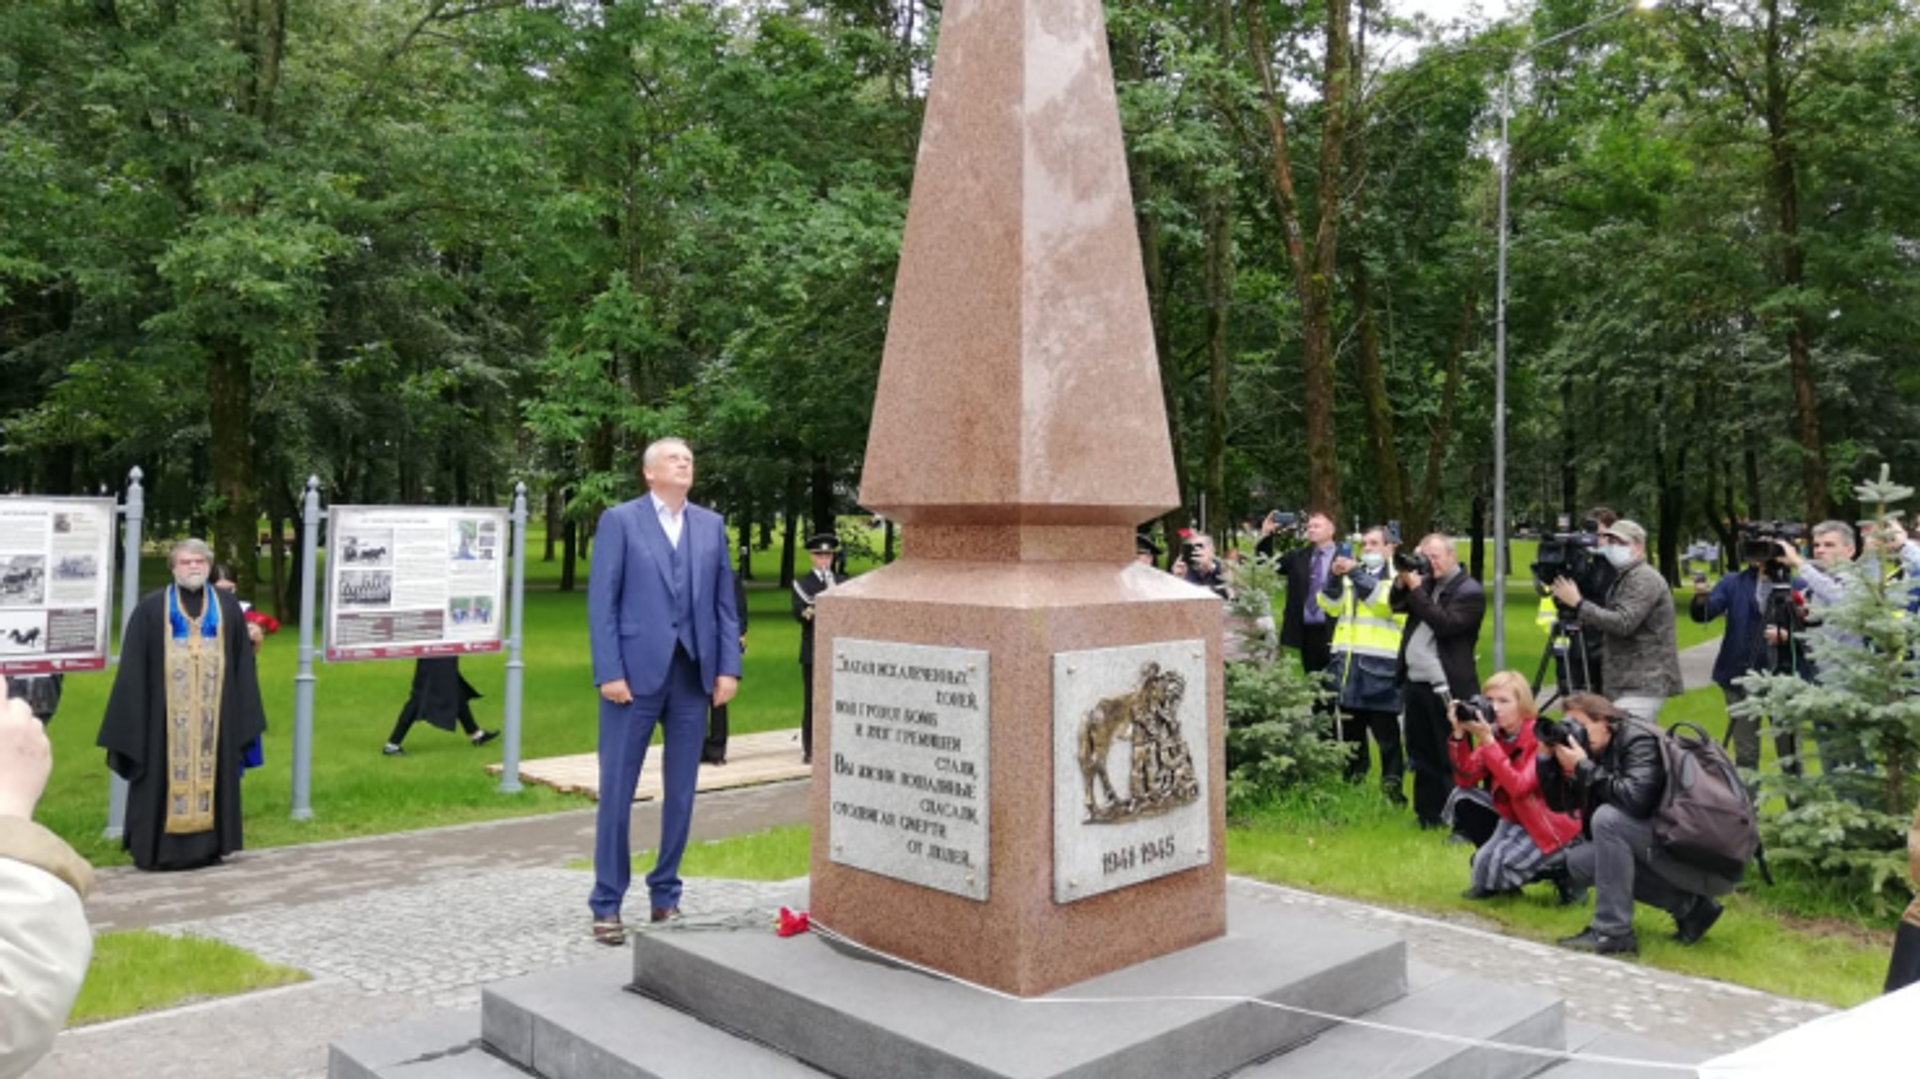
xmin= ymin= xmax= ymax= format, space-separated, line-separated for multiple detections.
xmin=488 ymin=728 xmax=811 ymax=802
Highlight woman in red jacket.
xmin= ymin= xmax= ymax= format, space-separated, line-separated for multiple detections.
xmin=1446 ymin=670 xmax=1582 ymax=900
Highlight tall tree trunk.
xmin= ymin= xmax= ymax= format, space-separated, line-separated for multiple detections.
xmin=810 ymin=456 xmax=835 ymax=537
xmin=1351 ymin=265 xmax=1404 ymax=525
xmin=560 ymin=513 xmax=578 ymax=593
xmin=1202 ymin=186 xmax=1232 ymax=537
xmin=206 ymin=336 xmax=257 ymax=598
xmin=1407 ymin=288 xmax=1476 ymax=537
xmin=545 ymin=487 xmax=559 ymax=562
xmin=1762 ymin=0 xmax=1826 ymax=522
xmin=1245 ymin=0 xmax=1351 ymax=523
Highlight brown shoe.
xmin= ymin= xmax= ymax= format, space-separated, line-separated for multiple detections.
xmin=592 ymin=916 xmax=626 ymax=947
xmin=650 ymin=906 xmax=682 ymax=923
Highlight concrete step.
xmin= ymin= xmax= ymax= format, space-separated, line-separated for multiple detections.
xmin=1238 ymin=971 xmax=1565 ymax=1079
xmin=622 ymin=890 xmax=1409 ymax=1079
xmin=481 ymin=953 xmax=825 ymax=1078
xmin=1534 ymin=1022 xmax=1710 ymax=1078
xmin=329 ymin=1008 xmax=532 ymax=1079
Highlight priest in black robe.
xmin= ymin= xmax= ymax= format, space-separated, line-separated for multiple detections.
xmin=97 ymin=539 xmax=267 ymax=871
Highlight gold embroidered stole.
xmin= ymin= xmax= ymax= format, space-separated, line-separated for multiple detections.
xmin=164 ymin=590 xmax=227 ymax=835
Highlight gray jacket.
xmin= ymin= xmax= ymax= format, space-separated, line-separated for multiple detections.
xmin=1575 ymin=559 xmax=1684 ymax=699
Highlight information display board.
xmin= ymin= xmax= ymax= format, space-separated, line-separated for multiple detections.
xmin=0 ymin=496 xmax=118 ymax=676
xmin=324 ymin=505 xmax=509 ymax=662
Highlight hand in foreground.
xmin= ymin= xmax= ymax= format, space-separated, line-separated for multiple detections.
xmin=0 ymin=678 xmax=51 ymax=820
xmin=712 ymin=675 xmax=739 ymax=708
xmin=599 ymin=678 xmax=633 ymax=706
xmin=1330 ymin=556 xmax=1356 ymax=577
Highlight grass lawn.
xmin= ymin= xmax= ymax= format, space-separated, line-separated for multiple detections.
xmin=1224 ymin=783 xmax=1891 ymax=1009
xmin=68 ymin=930 xmax=309 ymax=1025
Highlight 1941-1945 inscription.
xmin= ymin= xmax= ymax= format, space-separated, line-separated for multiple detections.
xmin=827 ymin=639 xmax=991 ymax=901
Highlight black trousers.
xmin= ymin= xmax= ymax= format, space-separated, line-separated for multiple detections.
xmin=1295 ymin=621 xmax=1335 ymax=677
xmin=1403 ymin=684 xmax=1453 ymax=826
xmin=387 ymin=706 xmax=477 ymax=745
xmin=800 ymin=659 xmax=816 ymax=757
xmin=1336 ymin=707 xmax=1404 ymax=793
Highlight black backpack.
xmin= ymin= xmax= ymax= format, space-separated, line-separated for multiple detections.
xmin=1644 ymin=720 xmax=1761 ymax=879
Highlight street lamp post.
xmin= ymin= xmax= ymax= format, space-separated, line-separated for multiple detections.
xmin=1491 ymin=0 xmax=1657 ymax=669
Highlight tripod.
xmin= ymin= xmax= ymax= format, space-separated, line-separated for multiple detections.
xmin=1531 ymin=615 xmax=1594 ymax=713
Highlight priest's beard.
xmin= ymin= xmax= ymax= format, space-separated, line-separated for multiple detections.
xmin=175 ymin=570 xmax=208 ymax=590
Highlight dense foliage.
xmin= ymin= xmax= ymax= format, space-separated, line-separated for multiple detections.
xmin=4 ymin=0 xmax=1919 ymax=609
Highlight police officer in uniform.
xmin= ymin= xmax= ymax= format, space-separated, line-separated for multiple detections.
xmin=792 ymin=533 xmax=841 ymax=764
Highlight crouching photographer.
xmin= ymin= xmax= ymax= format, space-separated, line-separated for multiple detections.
xmin=1443 ymin=672 xmax=1583 ymax=902
xmin=1536 ymin=694 xmax=1734 ymax=955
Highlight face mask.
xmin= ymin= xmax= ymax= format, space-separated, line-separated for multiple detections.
xmin=1601 ymin=545 xmax=1632 ymax=568
xmin=1361 ymin=551 xmax=1385 ymax=571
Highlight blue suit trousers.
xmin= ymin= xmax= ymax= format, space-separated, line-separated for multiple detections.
xmin=590 ymin=646 xmax=707 ymax=917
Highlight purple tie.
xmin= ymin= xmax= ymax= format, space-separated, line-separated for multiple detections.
xmin=1305 ymin=547 xmax=1328 ymax=624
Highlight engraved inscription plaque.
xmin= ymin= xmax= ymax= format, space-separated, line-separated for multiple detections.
xmin=1052 ymin=641 xmax=1209 ymax=903
xmin=827 ymin=639 xmax=991 ymax=901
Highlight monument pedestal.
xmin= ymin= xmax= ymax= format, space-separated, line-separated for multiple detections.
xmin=809 ymin=545 xmax=1225 ymax=996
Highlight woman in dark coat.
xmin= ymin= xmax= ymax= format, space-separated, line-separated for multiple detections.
xmin=383 ymin=657 xmax=496 ymax=755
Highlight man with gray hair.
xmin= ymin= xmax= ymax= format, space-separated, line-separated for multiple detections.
xmin=96 ymin=539 xmax=268 ymax=871
xmin=1550 ymin=520 xmax=1683 ymax=721
xmin=1392 ymin=533 xmax=1485 ymax=830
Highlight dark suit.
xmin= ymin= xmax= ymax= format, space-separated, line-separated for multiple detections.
xmin=792 ymin=568 xmax=836 ymax=758
xmin=1391 ymin=567 xmax=1486 ymax=826
xmin=1276 ymin=543 xmax=1344 ymax=676
xmin=586 ymin=494 xmax=742 ymax=917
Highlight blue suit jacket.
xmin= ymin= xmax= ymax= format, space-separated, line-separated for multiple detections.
xmin=588 ymin=496 xmax=743 ymax=698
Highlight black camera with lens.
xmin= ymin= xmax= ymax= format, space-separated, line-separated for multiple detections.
xmin=1450 ymin=695 xmax=1498 ymax=726
xmin=1531 ymin=518 xmax=1601 ymax=594
xmin=1738 ymin=521 xmax=1803 ymax=584
xmin=1534 ymin=717 xmax=1588 ymax=749
xmin=1392 ymin=549 xmax=1432 ymax=576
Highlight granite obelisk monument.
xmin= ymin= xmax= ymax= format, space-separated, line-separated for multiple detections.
xmin=808 ymin=0 xmax=1226 ymax=996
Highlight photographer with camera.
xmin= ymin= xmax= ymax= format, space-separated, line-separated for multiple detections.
xmin=1391 ymin=533 xmax=1486 ymax=832
xmin=1537 ymin=694 xmax=1733 ymax=955
xmin=1259 ymin=510 xmax=1345 ymax=678
xmin=1172 ymin=532 xmax=1230 ymax=601
xmin=1691 ymin=526 xmax=1804 ymax=774
xmin=1444 ymin=672 xmax=1583 ymax=901
xmin=1317 ymin=526 xmax=1406 ymax=803
xmin=1547 ymin=520 xmax=1683 ymax=722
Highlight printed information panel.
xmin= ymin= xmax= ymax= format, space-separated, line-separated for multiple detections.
xmin=325 ymin=505 xmax=508 ymax=662
xmin=0 ymin=497 xmax=117 ymax=676
xmin=827 ymin=639 xmax=990 ymax=901
xmin=1053 ymin=641 xmax=1210 ymax=904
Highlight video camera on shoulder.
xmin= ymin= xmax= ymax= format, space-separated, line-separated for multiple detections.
xmin=1738 ymin=521 xmax=1803 ymax=583
xmin=1530 ymin=517 xmax=1601 ymax=595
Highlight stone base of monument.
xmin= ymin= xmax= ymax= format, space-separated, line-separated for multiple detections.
xmin=325 ymin=887 xmax=1698 ymax=1079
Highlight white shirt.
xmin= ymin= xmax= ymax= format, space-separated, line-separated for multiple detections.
xmin=648 ymin=493 xmax=684 ymax=549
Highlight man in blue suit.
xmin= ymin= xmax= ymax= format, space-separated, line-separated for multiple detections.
xmin=587 ymin=438 xmax=742 ymax=945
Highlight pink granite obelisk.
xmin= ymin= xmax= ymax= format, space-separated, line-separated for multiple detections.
xmin=807 ymin=0 xmax=1225 ymax=996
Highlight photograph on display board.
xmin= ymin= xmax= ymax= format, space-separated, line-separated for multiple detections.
xmin=339 ymin=569 xmax=394 ymax=607
xmin=53 ymin=553 xmax=99 ymax=582
xmin=0 ymin=556 xmax=48 ymax=607
xmin=0 ymin=612 xmax=48 ymax=654
xmin=340 ymin=530 xmax=395 ymax=567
